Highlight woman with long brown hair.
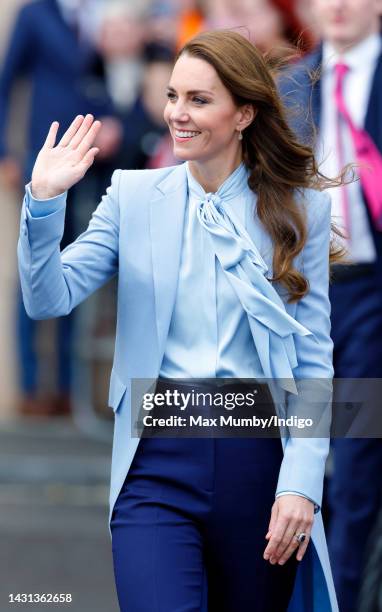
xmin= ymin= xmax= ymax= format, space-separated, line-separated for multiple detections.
xmin=18 ymin=29 xmax=339 ymax=611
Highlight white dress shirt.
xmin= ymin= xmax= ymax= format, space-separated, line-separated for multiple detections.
xmin=317 ymin=33 xmax=381 ymax=262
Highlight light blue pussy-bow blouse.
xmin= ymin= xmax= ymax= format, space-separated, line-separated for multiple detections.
xmin=160 ymin=161 xmax=315 ymax=393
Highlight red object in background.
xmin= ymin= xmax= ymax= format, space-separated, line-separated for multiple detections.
xmin=146 ymin=133 xmax=177 ymax=169
xmin=270 ymin=0 xmax=315 ymax=53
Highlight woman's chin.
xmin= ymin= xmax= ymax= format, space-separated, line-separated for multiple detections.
xmin=172 ymin=145 xmax=200 ymax=162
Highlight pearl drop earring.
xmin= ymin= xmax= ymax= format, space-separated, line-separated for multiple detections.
xmin=238 ymin=130 xmax=243 ymax=141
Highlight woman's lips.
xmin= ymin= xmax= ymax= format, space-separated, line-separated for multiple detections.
xmin=173 ymin=129 xmax=201 ymax=143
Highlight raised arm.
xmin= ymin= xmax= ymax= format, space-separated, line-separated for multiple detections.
xmin=17 ymin=115 xmax=121 ymax=319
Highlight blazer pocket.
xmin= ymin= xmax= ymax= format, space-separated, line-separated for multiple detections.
xmin=108 ymin=368 xmax=127 ymax=413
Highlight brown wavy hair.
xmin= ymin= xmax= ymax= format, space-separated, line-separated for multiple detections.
xmin=177 ymin=29 xmax=347 ymax=303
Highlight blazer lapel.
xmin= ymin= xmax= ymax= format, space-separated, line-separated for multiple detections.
xmin=149 ymin=163 xmax=188 ymax=353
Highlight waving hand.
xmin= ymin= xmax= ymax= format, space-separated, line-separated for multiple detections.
xmin=31 ymin=114 xmax=101 ymax=200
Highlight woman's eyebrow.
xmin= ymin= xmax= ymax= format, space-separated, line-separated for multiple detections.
xmin=166 ymin=85 xmax=214 ymax=95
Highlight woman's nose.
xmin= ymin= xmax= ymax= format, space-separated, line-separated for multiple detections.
xmin=170 ymin=101 xmax=189 ymax=123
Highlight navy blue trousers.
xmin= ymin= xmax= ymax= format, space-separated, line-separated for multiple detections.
xmin=111 ymin=430 xmax=298 ymax=611
xmin=328 ymin=272 xmax=382 ymax=612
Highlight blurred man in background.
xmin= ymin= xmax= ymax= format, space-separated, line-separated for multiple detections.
xmin=0 ymin=0 xmax=122 ymax=416
xmin=97 ymin=0 xmax=151 ymax=113
xmin=279 ymin=1 xmax=382 ymax=610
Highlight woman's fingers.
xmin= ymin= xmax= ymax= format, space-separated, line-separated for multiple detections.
xmin=296 ymin=530 xmax=311 ymax=562
xmin=67 ymin=113 xmax=95 ymax=149
xmin=265 ymin=502 xmax=278 ymax=540
xmin=263 ymin=516 xmax=288 ymax=561
xmin=76 ymin=120 xmax=102 ymax=157
xmin=278 ymin=526 xmax=311 ymax=565
xmin=264 ymin=497 xmax=314 ymax=565
xmin=80 ymin=147 xmax=99 ymax=170
xmin=58 ymin=115 xmax=84 ymax=147
xmin=43 ymin=121 xmax=60 ymax=149
xmin=49 ymin=114 xmax=101 ymax=158
xmin=274 ymin=524 xmax=302 ymax=564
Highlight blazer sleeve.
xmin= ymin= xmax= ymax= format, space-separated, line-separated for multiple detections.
xmin=17 ymin=169 xmax=121 ymax=319
xmin=275 ymin=190 xmax=334 ymax=512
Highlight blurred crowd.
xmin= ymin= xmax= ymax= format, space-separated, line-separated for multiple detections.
xmin=0 ymin=2 xmax=382 ymax=612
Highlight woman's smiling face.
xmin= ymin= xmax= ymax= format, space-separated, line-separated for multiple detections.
xmin=164 ymin=53 xmax=246 ymax=164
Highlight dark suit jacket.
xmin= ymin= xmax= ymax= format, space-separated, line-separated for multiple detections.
xmin=0 ymin=0 xmax=113 ymax=176
xmin=278 ymin=43 xmax=382 ymax=261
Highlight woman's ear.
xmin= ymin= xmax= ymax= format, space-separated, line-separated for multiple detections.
xmin=237 ymin=104 xmax=257 ymax=131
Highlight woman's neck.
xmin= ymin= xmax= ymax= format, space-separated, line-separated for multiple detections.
xmin=187 ymin=151 xmax=243 ymax=193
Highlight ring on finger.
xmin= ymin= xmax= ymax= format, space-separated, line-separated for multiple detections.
xmin=294 ymin=531 xmax=307 ymax=544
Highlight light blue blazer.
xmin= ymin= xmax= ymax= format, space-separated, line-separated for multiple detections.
xmin=18 ymin=163 xmax=338 ymax=611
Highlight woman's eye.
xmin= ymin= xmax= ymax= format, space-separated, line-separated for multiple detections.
xmin=165 ymin=92 xmax=207 ymax=105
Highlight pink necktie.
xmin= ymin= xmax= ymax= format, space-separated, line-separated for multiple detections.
xmin=334 ymin=62 xmax=382 ymax=231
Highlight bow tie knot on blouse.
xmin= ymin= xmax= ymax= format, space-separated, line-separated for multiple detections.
xmin=191 ymin=162 xmax=318 ymax=394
